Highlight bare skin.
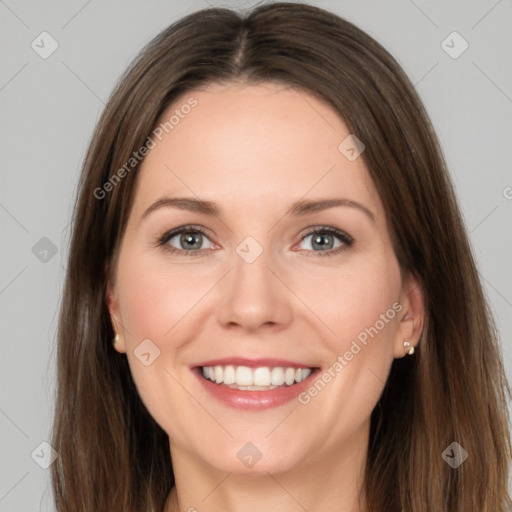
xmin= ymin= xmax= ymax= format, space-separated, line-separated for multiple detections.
xmin=107 ymin=81 xmax=424 ymax=512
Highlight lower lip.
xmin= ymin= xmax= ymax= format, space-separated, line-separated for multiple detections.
xmin=193 ymin=368 xmax=319 ymax=410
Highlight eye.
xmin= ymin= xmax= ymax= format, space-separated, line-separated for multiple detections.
xmin=157 ymin=224 xmax=353 ymax=258
xmin=296 ymin=226 xmax=353 ymax=256
xmin=158 ymin=225 xmax=215 ymax=256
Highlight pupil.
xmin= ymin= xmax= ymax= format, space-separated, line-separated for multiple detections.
xmin=313 ymin=234 xmax=333 ymax=250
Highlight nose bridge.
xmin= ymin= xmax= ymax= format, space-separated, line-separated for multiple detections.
xmin=216 ymin=234 xmax=292 ymax=330
xmin=234 ymin=237 xmax=272 ymax=292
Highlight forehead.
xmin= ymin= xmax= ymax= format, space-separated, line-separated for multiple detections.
xmin=132 ymin=82 xmax=383 ymax=222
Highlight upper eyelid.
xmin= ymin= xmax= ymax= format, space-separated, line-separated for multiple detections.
xmin=159 ymin=224 xmax=213 ymax=242
xmin=300 ymin=225 xmax=352 ymax=239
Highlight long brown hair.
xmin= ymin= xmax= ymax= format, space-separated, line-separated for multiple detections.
xmin=51 ymin=2 xmax=511 ymax=510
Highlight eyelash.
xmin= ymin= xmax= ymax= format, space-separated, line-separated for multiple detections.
xmin=157 ymin=224 xmax=354 ymax=258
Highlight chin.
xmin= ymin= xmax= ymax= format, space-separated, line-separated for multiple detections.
xmin=200 ymin=443 xmax=304 ymax=476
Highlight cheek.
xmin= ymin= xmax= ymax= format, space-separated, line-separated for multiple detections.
xmin=305 ymin=256 xmax=402 ymax=349
xmin=115 ymin=252 xmax=207 ymax=430
xmin=298 ymin=257 xmax=401 ymax=425
xmin=115 ymin=252 xmax=218 ymax=406
xmin=117 ymin=252 xmax=209 ymax=340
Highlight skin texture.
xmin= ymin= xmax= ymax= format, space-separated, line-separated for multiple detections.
xmin=107 ymin=82 xmax=424 ymax=512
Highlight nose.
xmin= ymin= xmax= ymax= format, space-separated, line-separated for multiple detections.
xmin=216 ymin=244 xmax=294 ymax=333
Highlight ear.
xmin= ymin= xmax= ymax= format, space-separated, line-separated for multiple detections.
xmin=106 ymin=272 xmax=127 ymax=354
xmin=393 ymin=274 xmax=425 ymax=358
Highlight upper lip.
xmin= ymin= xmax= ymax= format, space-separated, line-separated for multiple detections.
xmin=192 ymin=357 xmax=318 ymax=369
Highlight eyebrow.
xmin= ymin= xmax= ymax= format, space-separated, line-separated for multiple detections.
xmin=289 ymin=198 xmax=375 ymax=222
xmin=140 ymin=196 xmax=375 ymax=223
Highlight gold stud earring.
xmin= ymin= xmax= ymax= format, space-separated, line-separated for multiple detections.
xmin=403 ymin=341 xmax=415 ymax=355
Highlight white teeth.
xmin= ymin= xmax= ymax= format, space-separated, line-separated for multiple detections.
xmin=284 ymin=368 xmax=295 ymax=385
xmin=200 ymin=364 xmax=314 ymax=388
xmin=300 ymin=368 xmax=312 ymax=381
xmin=235 ymin=366 xmax=253 ymax=386
xmin=271 ymin=367 xmax=285 ymax=385
xmin=223 ymin=365 xmax=235 ymax=385
xmin=253 ymin=367 xmax=271 ymax=386
xmin=214 ymin=366 xmax=223 ymax=384
xmin=295 ymin=368 xmax=311 ymax=382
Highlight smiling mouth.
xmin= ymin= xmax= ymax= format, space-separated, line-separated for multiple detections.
xmin=198 ymin=364 xmax=317 ymax=391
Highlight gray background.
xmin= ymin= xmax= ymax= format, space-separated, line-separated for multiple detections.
xmin=1 ymin=0 xmax=511 ymax=510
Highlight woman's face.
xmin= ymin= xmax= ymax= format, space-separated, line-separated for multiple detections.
xmin=107 ymin=81 xmax=422 ymax=475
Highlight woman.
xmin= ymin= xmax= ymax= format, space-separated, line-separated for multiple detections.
xmin=50 ymin=2 xmax=511 ymax=511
